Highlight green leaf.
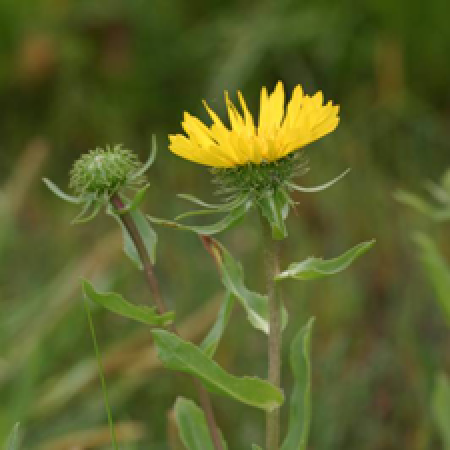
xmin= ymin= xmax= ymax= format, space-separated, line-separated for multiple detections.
xmin=152 ymin=329 xmax=284 ymax=411
xmin=82 ymin=279 xmax=174 ymax=326
xmin=276 ymin=240 xmax=375 ymax=281
xmin=200 ymin=291 xmax=235 ymax=358
xmin=414 ymin=233 xmax=450 ymax=324
xmin=115 ymin=184 xmax=150 ymax=215
xmin=281 ymin=318 xmax=314 ymax=450
xmin=174 ymin=397 xmax=228 ymax=450
xmin=287 ymin=168 xmax=350 ymax=193
xmin=129 ymin=134 xmax=157 ymax=181
xmin=394 ymin=189 xmax=450 ymax=222
xmin=216 ymin=241 xmax=288 ymax=334
xmin=108 ymin=205 xmax=157 ymax=268
xmin=258 ymin=188 xmax=289 ymax=240
xmin=175 ymin=194 xmax=248 ymax=220
xmin=252 ymin=445 xmax=263 ymax=450
xmin=42 ymin=178 xmax=82 ymax=204
xmin=5 ymin=423 xmax=20 ymax=450
xmin=148 ymin=201 xmax=250 ymax=236
xmin=432 ymin=373 xmax=450 ymax=450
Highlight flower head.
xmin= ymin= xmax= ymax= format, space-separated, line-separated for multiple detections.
xmin=169 ymin=81 xmax=339 ymax=168
xmin=69 ymin=144 xmax=144 ymax=197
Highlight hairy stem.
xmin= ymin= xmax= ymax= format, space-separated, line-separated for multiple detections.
xmin=110 ymin=193 xmax=224 ymax=450
xmin=261 ymin=219 xmax=282 ymax=450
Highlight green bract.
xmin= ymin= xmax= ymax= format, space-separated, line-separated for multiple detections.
xmin=211 ymin=153 xmax=307 ymax=200
xmin=158 ymin=158 xmax=350 ymax=240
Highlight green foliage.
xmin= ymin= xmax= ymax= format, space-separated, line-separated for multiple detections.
xmin=148 ymin=200 xmax=251 ymax=236
xmin=4 ymin=423 xmax=20 ymax=450
xmin=82 ymin=279 xmax=174 ymax=326
xmin=201 ymin=291 xmax=235 ymax=358
xmin=395 ymin=169 xmax=450 ymax=222
xmin=41 ymin=178 xmax=82 ymax=204
xmin=281 ymin=318 xmax=314 ymax=450
xmin=276 ymin=240 xmax=375 ymax=281
xmin=432 ymin=373 xmax=450 ymax=450
xmin=413 ymin=233 xmax=450 ymax=324
xmin=152 ymin=329 xmax=284 ymax=412
xmin=109 ymin=206 xmax=158 ymax=267
xmin=257 ymin=188 xmax=290 ymax=240
xmin=286 ymin=168 xmax=350 ymax=193
xmin=214 ymin=240 xmax=288 ymax=334
xmin=174 ymin=397 xmax=228 ymax=450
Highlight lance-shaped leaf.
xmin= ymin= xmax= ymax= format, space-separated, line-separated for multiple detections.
xmin=286 ymin=168 xmax=350 ymax=193
xmin=215 ymin=241 xmax=288 ymax=334
xmin=152 ymin=329 xmax=284 ymax=411
xmin=432 ymin=373 xmax=450 ymax=450
xmin=174 ymin=397 xmax=228 ymax=450
xmin=108 ymin=204 xmax=157 ymax=268
xmin=276 ymin=240 xmax=375 ymax=281
xmin=258 ymin=188 xmax=289 ymax=240
xmin=114 ymin=183 xmax=150 ymax=215
xmin=148 ymin=201 xmax=251 ymax=236
xmin=395 ymin=189 xmax=450 ymax=222
xmin=414 ymin=233 xmax=450 ymax=324
xmin=200 ymin=291 xmax=235 ymax=358
xmin=129 ymin=134 xmax=157 ymax=181
xmin=82 ymin=279 xmax=174 ymax=326
xmin=281 ymin=318 xmax=314 ymax=450
xmin=42 ymin=178 xmax=82 ymax=204
xmin=5 ymin=423 xmax=20 ymax=450
xmin=175 ymin=194 xmax=248 ymax=220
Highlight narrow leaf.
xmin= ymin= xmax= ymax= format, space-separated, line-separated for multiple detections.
xmin=177 ymin=193 xmax=248 ymax=211
xmin=116 ymin=184 xmax=150 ymax=215
xmin=432 ymin=373 xmax=450 ymax=450
xmin=258 ymin=189 xmax=289 ymax=240
xmin=148 ymin=201 xmax=250 ymax=236
xmin=71 ymin=199 xmax=103 ymax=224
xmin=216 ymin=241 xmax=288 ymax=334
xmin=281 ymin=318 xmax=314 ymax=450
xmin=129 ymin=134 xmax=157 ymax=181
xmin=42 ymin=178 xmax=81 ymax=204
xmin=414 ymin=232 xmax=450 ymax=324
xmin=287 ymin=168 xmax=350 ymax=193
xmin=152 ymin=329 xmax=284 ymax=411
xmin=108 ymin=205 xmax=157 ymax=268
xmin=395 ymin=189 xmax=450 ymax=221
xmin=175 ymin=195 xmax=248 ymax=221
xmin=5 ymin=423 xmax=20 ymax=450
xmin=82 ymin=279 xmax=174 ymax=326
xmin=174 ymin=397 xmax=228 ymax=450
xmin=200 ymin=291 xmax=235 ymax=358
xmin=276 ymin=240 xmax=375 ymax=281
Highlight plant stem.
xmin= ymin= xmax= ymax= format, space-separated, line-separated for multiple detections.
xmin=110 ymin=193 xmax=224 ymax=450
xmin=261 ymin=218 xmax=282 ymax=450
xmin=84 ymin=299 xmax=119 ymax=450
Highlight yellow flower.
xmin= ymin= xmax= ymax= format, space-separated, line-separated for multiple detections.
xmin=169 ymin=81 xmax=340 ymax=168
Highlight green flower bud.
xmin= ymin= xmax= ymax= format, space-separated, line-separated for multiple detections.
xmin=69 ymin=144 xmax=144 ymax=197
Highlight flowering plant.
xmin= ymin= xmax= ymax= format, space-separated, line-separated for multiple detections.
xmin=44 ymin=82 xmax=374 ymax=450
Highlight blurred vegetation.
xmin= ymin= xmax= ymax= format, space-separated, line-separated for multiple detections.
xmin=1 ymin=0 xmax=450 ymax=448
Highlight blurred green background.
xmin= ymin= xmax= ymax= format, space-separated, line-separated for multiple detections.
xmin=1 ymin=0 xmax=450 ymax=448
